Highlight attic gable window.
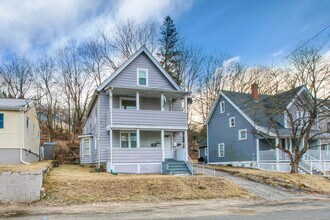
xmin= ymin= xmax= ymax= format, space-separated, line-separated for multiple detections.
xmin=220 ymin=101 xmax=225 ymax=113
xmin=137 ymin=68 xmax=148 ymax=86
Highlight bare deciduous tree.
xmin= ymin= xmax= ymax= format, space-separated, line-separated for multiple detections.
xmin=257 ymin=45 xmax=330 ymax=173
xmin=0 ymin=55 xmax=33 ymax=98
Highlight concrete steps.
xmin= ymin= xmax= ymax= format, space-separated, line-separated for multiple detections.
xmin=162 ymin=160 xmax=191 ymax=175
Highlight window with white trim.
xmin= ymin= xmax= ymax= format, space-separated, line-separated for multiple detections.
xmin=0 ymin=113 xmax=3 ymax=129
xmin=26 ymin=117 xmax=29 ymax=133
xmin=218 ymin=143 xmax=225 ymax=157
xmin=120 ymin=97 xmax=137 ymax=110
xmin=137 ymin=68 xmax=148 ymax=86
xmin=220 ymin=101 xmax=225 ymax=113
xmin=83 ymin=138 xmax=91 ymax=156
xmin=120 ymin=131 xmax=137 ymax=148
xmin=205 ymin=148 xmax=208 ymax=157
xmin=296 ymin=111 xmax=307 ymax=126
xmin=229 ymin=117 xmax=235 ymax=128
xmin=239 ymin=129 xmax=247 ymax=140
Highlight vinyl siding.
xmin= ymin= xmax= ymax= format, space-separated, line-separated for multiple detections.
xmin=108 ymin=53 xmax=176 ymax=90
xmin=207 ymin=96 xmax=256 ymax=163
xmin=112 ymin=130 xmax=162 ymax=163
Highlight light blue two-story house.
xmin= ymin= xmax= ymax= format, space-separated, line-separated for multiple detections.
xmin=204 ymin=84 xmax=330 ymax=174
xmin=78 ymin=46 xmax=192 ymax=175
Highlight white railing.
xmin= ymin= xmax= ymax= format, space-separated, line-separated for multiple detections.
xmin=307 ymin=149 xmax=330 ymax=161
xmin=182 ymin=150 xmax=194 ymax=175
xmin=193 ymin=163 xmax=216 ymax=176
xmin=258 ymin=162 xmax=291 ymax=172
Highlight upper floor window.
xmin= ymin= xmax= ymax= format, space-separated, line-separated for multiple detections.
xmin=229 ymin=117 xmax=235 ymax=128
xmin=120 ymin=97 xmax=137 ymax=110
xmin=218 ymin=143 xmax=225 ymax=157
xmin=0 ymin=113 xmax=3 ymax=129
xmin=137 ymin=68 xmax=148 ymax=86
xmin=120 ymin=132 xmax=137 ymax=148
xmin=296 ymin=111 xmax=307 ymax=126
xmin=220 ymin=101 xmax=225 ymax=113
xmin=327 ymin=122 xmax=330 ymax=132
xmin=239 ymin=129 xmax=247 ymax=140
xmin=83 ymin=138 xmax=91 ymax=156
xmin=26 ymin=117 xmax=29 ymax=132
xmin=95 ymin=107 xmax=98 ymax=123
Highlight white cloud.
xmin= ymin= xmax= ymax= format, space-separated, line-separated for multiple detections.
xmin=0 ymin=0 xmax=193 ymax=59
xmin=271 ymin=49 xmax=285 ymax=57
xmin=223 ymin=56 xmax=240 ymax=68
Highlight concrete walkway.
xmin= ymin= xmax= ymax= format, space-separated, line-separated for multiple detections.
xmin=194 ymin=166 xmax=300 ymax=201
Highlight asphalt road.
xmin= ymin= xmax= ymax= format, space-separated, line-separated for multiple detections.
xmin=6 ymin=207 xmax=330 ymax=220
xmin=4 ymin=198 xmax=330 ymax=220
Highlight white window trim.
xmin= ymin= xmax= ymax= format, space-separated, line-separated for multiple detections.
xmin=239 ymin=129 xmax=248 ymax=140
xmin=218 ymin=143 xmax=225 ymax=157
xmin=83 ymin=138 xmax=91 ymax=156
xmin=229 ymin=116 xmax=235 ymax=128
xmin=120 ymin=131 xmax=137 ymax=148
xmin=198 ymin=149 xmax=201 ymax=158
xmin=220 ymin=101 xmax=225 ymax=113
xmin=205 ymin=148 xmax=208 ymax=157
xmin=120 ymin=97 xmax=137 ymax=109
xmin=137 ymin=68 xmax=149 ymax=86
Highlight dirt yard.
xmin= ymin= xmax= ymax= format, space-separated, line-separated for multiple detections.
xmin=41 ymin=165 xmax=253 ymax=205
xmin=0 ymin=160 xmax=52 ymax=172
xmin=210 ymin=165 xmax=330 ymax=194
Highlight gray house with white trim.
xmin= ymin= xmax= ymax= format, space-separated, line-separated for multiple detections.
xmin=78 ymin=46 xmax=191 ymax=174
xmin=205 ymin=84 xmax=330 ymax=174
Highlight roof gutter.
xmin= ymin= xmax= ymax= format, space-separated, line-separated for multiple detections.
xmin=19 ymin=107 xmax=29 ymax=164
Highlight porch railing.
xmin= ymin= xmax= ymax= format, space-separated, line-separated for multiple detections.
xmin=182 ymin=149 xmax=194 ymax=175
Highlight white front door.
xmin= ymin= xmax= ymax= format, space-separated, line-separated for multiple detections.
xmin=164 ymin=134 xmax=173 ymax=159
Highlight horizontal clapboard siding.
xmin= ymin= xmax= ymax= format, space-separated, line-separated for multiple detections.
xmin=108 ymin=53 xmax=176 ymax=90
xmin=107 ymin=109 xmax=188 ymax=128
xmin=112 ymin=148 xmax=162 ymax=163
xmin=99 ymin=91 xmax=110 ymax=162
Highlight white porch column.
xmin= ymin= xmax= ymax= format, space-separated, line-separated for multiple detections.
xmin=256 ymin=138 xmax=260 ymax=162
xmin=161 ymin=130 xmax=165 ymax=162
xmin=109 ymin=89 xmax=113 ymax=126
xmin=137 ymin=129 xmax=140 ymax=148
xmin=275 ymin=138 xmax=280 ymax=171
xmin=136 ymin=91 xmax=140 ymax=110
xmin=109 ymin=129 xmax=113 ymax=172
xmin=184 ymin=130 xmax=188 ymax=161
xmin=289 ymin=138 xmax=293 ymax=153
xmin=184 ymin=95 xmax=188 ymax=113
xmin=161 ymin=93 xmax=164 ymax=111
xmin=319 ymin=139 xmax=322 ymax=161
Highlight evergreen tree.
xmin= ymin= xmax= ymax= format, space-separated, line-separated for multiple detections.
xmin=158 ymin=16 xmax=181 ymax=85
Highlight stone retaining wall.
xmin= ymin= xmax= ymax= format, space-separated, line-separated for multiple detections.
xmin=0 ymin=171 xmax=43 ymax=203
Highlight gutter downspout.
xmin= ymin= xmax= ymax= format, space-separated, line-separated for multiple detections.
xmin=19 ymin=108 xmax=29 ymax=164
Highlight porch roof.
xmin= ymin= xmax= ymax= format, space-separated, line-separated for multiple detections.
xmin=106 ymin=86 xmax=190 ymax=99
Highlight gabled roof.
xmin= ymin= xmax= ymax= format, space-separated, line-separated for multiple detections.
xmin=0 ymin=98 xmax=30 ymax=110
xmin=205 ymin=86 xmax=308 ymax=135
xmin=97 ymin=45 xmax=182 ymax=92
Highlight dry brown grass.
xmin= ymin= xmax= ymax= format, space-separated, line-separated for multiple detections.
xmin=42 ymin=165 xmax=253 ymax=205
xmin=0 ymin=160 xmax=52 ymax=172
xmin=210 ymin=165 xmax=330 ymax=194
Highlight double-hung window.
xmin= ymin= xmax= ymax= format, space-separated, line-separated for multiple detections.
xmin=220 ymin=101 xmax=225 ymax=113
xmin=137 ymin=68 xmax=148 ymax=86
xmin=229 ymin=117 xmax=235 ymax=128
xmin=120 ymin=132 xmax=137 ymax=148
xmin=239 ymin=129 xmax=248 ymax=140
xmin=83 ymin=139 xmax=91 ymax=156
xmin=26 ymin=117 xmax=29 ymax=133
xmin=218 ymin=143 xmax=225 ymax=157
xmin=296 ymin=111 xmax=304 ymax=126
xmin=120 ymin=97 xmax=137 ymax=110
xmin=0 ymin=113 xmax=3 ymax=129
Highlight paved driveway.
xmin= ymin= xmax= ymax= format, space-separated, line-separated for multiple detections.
xmin=194 ymin=166 xmax=301 ymax=201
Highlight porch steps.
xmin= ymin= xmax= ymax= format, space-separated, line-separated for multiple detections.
xmin=162 ymin=160 xmax=191 ymax=175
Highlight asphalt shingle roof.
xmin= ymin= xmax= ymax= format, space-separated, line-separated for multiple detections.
xmin=0 ymin=98 xmax=29 ymax=110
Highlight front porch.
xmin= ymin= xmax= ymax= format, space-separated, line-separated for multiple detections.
xmin=107 ymin=129 xmax=190 ymax=174
xmin=257 ymin=137 xmax=330 ymax=175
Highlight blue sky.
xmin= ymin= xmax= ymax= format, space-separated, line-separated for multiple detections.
xmin=175 ymin=0 xmax=330 ymax=65
xmin=0 ymin=0 xmax=329 ymax=66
